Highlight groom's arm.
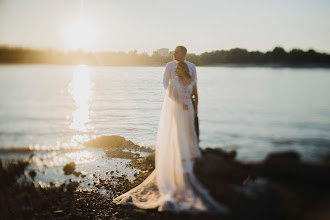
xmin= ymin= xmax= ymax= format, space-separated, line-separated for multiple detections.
xmin=192 ymin=65 xmax=197 ymax=84
xmin=163 ymin=63 xmax=171 ymax=89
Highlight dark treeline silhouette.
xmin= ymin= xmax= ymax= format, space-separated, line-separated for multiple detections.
xmin=0 ymin=45 xmax=330 ymax=66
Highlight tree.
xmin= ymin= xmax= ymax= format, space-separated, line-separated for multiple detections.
xmin=271 ymin=47 xmax=287 ymax=62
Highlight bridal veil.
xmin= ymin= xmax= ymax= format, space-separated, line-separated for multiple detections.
xmin=112 ymin=76 xmax=229 ymax=214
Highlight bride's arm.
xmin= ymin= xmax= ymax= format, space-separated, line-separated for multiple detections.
xmin=192 ymin=84 xmax=198 ymax=116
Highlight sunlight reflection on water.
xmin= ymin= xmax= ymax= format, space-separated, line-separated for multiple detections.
xmin=68 ymin=64 xmax=94 ymax=133
xmin=62 ymin=64 xmax=98 ymax=156
xmin=65 ymin=149 xmax=96 ymax=164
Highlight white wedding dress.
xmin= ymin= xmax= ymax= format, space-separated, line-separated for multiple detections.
xmin=113 ymin=76 xmax=229 ymax=214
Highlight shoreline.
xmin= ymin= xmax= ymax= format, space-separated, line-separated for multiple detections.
xmin=1 ymin=62 xmax=330 ymax=68
xmin=1 ymin=135 xmax=330 ymax=219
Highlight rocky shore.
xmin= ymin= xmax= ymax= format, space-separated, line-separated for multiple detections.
xmin=1 ymin=135 xmax=329 ymax=219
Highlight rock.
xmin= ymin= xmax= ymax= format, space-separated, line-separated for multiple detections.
xmin=73 ymin=171 xmax=82 ymax=177
xmin=63 ymin=162 xmax=75 ymax=175
xmin=125 ymin=140 xmax=137 ymax=149
xmin=258 ymin=161 xmax=330 ymax=189
xmin=146 ymin=151 xmax=155 ymax=164
xmin=66 ymin=181 xmax=79 ymax=192
xmin=264 ymin=151 xmax=301 ymax=165
xmin=203 ymin=147 xmax=237 ymax=160
xmin=72 ymin=211 xmax=84 ymax=219
xmin=195 ymin=148 xmax=248 ymax=179
xmin=5 ymin=160 xmax=29 ymax=182
xmin=105 ymin=148 xmax=138 ymax=159
xmin=139 ymin=146 xmax=154 ymax=153
xmin=28 ymin=169 xmax=37 ymax=179
xmin=226 ymin=149 xmax=237 ymax=160
xmin=84 ymin=135 xmax=126 ymax=148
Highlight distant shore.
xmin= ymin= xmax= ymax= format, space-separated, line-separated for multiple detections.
xmin=208 ymin=63 xmax=330 ymax=68
xmin=1 ymin=62 xmax=330 ymax=68
xmin=1 ymin=46 xmax=329 ymax=68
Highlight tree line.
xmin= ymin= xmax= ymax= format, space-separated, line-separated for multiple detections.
xmin=0 ymin=45 xmax=329 ymax=66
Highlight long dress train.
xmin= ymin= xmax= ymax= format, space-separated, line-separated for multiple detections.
xmin=112 ymin=76 xmax=229 ymax=214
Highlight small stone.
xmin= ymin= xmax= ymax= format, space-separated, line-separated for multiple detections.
xmin=63 ymin=162 xmax=76 ymax=175
xmin=73 ymin=171 xmax=82 ymax=177
xmin=28 ymin=169 xmax=37 ymax=179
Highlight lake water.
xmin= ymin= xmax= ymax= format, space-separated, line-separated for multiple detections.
xmin=1 ymin=64 xmax=330 ymax=162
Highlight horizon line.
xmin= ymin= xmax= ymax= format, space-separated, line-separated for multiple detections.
xmin=0 ymin=43 xmax=329 ymax=56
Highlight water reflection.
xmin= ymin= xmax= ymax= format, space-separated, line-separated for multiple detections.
xmin=65 ymin=150 xmax=95 ymax=164
xmin=68 ymin=64 xmax=94 ymax=133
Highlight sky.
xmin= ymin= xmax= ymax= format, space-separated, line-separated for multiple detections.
xmin=0 ymin=0 xmax=330 ymax=55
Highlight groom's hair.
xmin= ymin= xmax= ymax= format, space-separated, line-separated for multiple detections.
xmin=176 ymin=46 xmax=187 ymax=55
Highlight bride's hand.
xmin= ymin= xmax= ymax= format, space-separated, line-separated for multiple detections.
xmin=182 ymin=104 xmax=188 ymax=110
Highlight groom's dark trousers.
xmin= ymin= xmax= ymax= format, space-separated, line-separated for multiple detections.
xmin=192 ymin=96 xmax=200 ymax=143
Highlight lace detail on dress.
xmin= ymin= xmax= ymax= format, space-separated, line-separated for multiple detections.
xmin=169 ymin=76 xmax=195 ymax=107
xmin=180 ymin=78 xmax=195 ymax=106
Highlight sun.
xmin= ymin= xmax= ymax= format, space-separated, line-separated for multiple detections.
xmin=66 ymin=18 xmax=99 ymax=51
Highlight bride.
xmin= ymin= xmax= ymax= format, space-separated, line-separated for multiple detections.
xmin=113 ymin=61 xmax=229 ymax=214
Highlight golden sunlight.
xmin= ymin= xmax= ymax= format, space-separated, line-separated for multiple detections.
xmin=68 ymin=65 xmax=94 ymax=133
xmin=65 ymin=150 xmax=95 ymax=164
xmin=66 ymin=18 xmax=99 ymax=51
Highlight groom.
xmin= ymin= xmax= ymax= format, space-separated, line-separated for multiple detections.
xmin=163 ymin=46 xmax=200 ymax=142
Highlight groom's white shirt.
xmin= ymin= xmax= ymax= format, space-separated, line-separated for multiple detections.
xmin=163 ymin=59 xmax=197 ymax=89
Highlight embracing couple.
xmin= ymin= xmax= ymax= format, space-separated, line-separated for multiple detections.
xmin=113 ymin=46 xmax=229 ymax=214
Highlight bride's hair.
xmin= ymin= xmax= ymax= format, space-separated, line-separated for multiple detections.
xmin=176 ymin=61 xmax=191 ymax=79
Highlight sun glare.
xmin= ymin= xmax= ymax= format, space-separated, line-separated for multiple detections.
xmin=66 ymin=18 xmax=99 ymax=51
